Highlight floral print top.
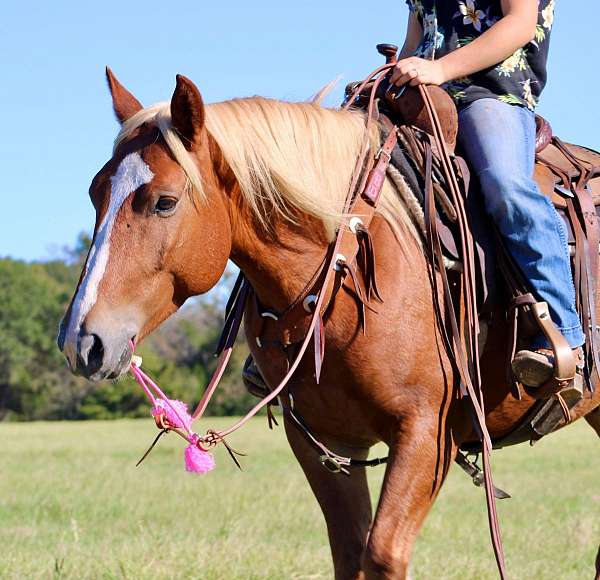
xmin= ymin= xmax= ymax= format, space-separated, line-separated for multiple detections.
xmin=405 ymin=0 xmax=555 ymax=110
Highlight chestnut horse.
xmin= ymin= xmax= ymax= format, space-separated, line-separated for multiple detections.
xmin=58 ymin=70 xmax=600 ymax=579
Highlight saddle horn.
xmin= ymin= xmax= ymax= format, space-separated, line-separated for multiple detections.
xmin=376 ymin=43 xmax=399 ymax=65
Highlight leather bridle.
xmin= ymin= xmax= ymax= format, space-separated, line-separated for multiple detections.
xmin=131 ymin=63 xmax=511 ymax=578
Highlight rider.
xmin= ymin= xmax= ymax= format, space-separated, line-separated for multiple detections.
xmin=392 ymin=0 xmax=584 ymax=387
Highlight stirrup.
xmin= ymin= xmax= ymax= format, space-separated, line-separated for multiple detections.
xmin=517 ymin=303 xmax=577 ymax=399
xmin=242 ymin=355 xmax=273 ymax=401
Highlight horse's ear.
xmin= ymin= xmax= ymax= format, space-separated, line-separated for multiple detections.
xmin=105 ymin=67 xmax=143 ymax=124
xmin=170 ymin=74 xmax=205 ymax=148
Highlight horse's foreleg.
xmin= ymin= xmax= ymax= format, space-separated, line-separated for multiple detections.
xmin=585 ymin=405 xmax=600 ymax=438
xmin=284 ymin=417 xmax=373 ymax=580
xmin=585 ymin=407 xmax=600 ymax=579
xmin=362 ymin=417 xmax=454 ymax=579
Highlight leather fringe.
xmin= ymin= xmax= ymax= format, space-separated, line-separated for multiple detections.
xmin=356 ymin=225 xmax=384 ymax=304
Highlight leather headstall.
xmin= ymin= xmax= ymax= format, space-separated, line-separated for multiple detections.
xmin=247 ymin=118 xmax=398 ymax=376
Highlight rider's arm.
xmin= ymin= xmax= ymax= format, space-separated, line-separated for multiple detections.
xmin=399 ymin=12 xmax=423 ymax=59
xmin=439 ymin=0 xmax=538 ymax=81
xmin=391 ymin=0 xmax=539 ymax=87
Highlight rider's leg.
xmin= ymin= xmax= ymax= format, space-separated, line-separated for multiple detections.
xmin=457 ymin=98 xmax=584 ymax=383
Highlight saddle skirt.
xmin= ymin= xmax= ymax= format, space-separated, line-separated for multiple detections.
xmin=376 ymin=84 xmax=600 ymax=304
xmin=375 ymin=84 xmax=600 ymax=446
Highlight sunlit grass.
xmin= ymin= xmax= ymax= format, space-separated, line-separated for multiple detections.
xmin=0 ymin=418 xmax=598 ymax=578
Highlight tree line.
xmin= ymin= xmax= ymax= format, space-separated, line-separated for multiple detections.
xmin=0 ymin=234 xmax=252 ymax=421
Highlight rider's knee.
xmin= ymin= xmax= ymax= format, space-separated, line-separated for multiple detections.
xmin=478 ymin=167 xmax=540 ymax=225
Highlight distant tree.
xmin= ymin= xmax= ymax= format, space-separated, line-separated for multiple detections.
xmin=0 ymin=237 xmax=252 ymax=421
xmin=62 ymin=231 xmax=92 ymax=267
xmin=0 ymin=259 xmax=90 ymax=419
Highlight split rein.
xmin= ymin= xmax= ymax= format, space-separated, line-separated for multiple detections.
xmin=128 ymin=63 xmax=397 ymax=474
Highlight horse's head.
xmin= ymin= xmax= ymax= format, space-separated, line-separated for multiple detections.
xmin=58 ymin=70 xmax=232 ymax=381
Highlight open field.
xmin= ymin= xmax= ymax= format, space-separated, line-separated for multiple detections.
xmin=0 ymin=417 xmax=598 ymax=579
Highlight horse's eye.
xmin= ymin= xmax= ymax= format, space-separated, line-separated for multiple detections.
xmin=155 ymin=196 xmax=178 ymax=215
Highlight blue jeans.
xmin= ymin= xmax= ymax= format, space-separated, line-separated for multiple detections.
xmin=457 ymin=98 xmax=585 ymax=349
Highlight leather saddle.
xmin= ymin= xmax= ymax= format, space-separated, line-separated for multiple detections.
xmin=346 ymin=78 xmax=600 ymax=273
xmin=345 ymin=79 xmax=600 ymax=217
xmin=372 ymin=82 xmax=600 ymax=449
xmin=345 ymin=70 xmax=600 ymax=407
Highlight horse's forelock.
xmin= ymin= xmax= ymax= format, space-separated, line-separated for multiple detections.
xmin=114 ymin=103 xmax=205 ymax=204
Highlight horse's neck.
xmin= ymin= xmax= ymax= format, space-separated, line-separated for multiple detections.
xmin=230 ymin=214 xmax=329 ymax=312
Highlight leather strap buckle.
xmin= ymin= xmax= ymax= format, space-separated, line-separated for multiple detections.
xmin=376 ymin=147 xmax=392 ymax=163
xmin=320 ymin=455 xmax=342 ymax=473
xmin=261 ymin=311 xmax=279 ymax=321
xmin=320 ymin=455 xmax=350 ymax=475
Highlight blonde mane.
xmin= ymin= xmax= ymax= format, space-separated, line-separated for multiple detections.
xmin=114 ymin=96 xmax=419 ymax=242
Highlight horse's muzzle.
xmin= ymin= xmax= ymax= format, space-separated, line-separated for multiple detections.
xmin=58 ymin=318 xmax=135 ymax=381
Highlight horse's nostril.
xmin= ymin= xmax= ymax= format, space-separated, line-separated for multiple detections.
xmin=89 ymin=334 xmax=104 ymax=368
xmin=78 ymin=333 xmax=104 ymax=375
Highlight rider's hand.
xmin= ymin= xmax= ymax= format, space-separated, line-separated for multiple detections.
xmin=390 ymin=57 xmax=447 ymax=87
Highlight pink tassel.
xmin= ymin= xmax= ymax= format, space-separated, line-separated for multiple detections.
xmin=152 ymin=399 xmax=192 ymax=431
xmin=184 ymin=441 xmax=216 ymax=474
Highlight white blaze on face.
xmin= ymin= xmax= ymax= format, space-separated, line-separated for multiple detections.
xmin=63 ymin=152 xmax=154 ymax=367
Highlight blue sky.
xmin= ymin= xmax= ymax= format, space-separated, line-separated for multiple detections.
xmin=1 ymin=0 xmax=597 ymax=262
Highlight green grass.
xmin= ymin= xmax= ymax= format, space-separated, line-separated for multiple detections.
xmin=0 ymin=417 xmax=598 ymax=579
